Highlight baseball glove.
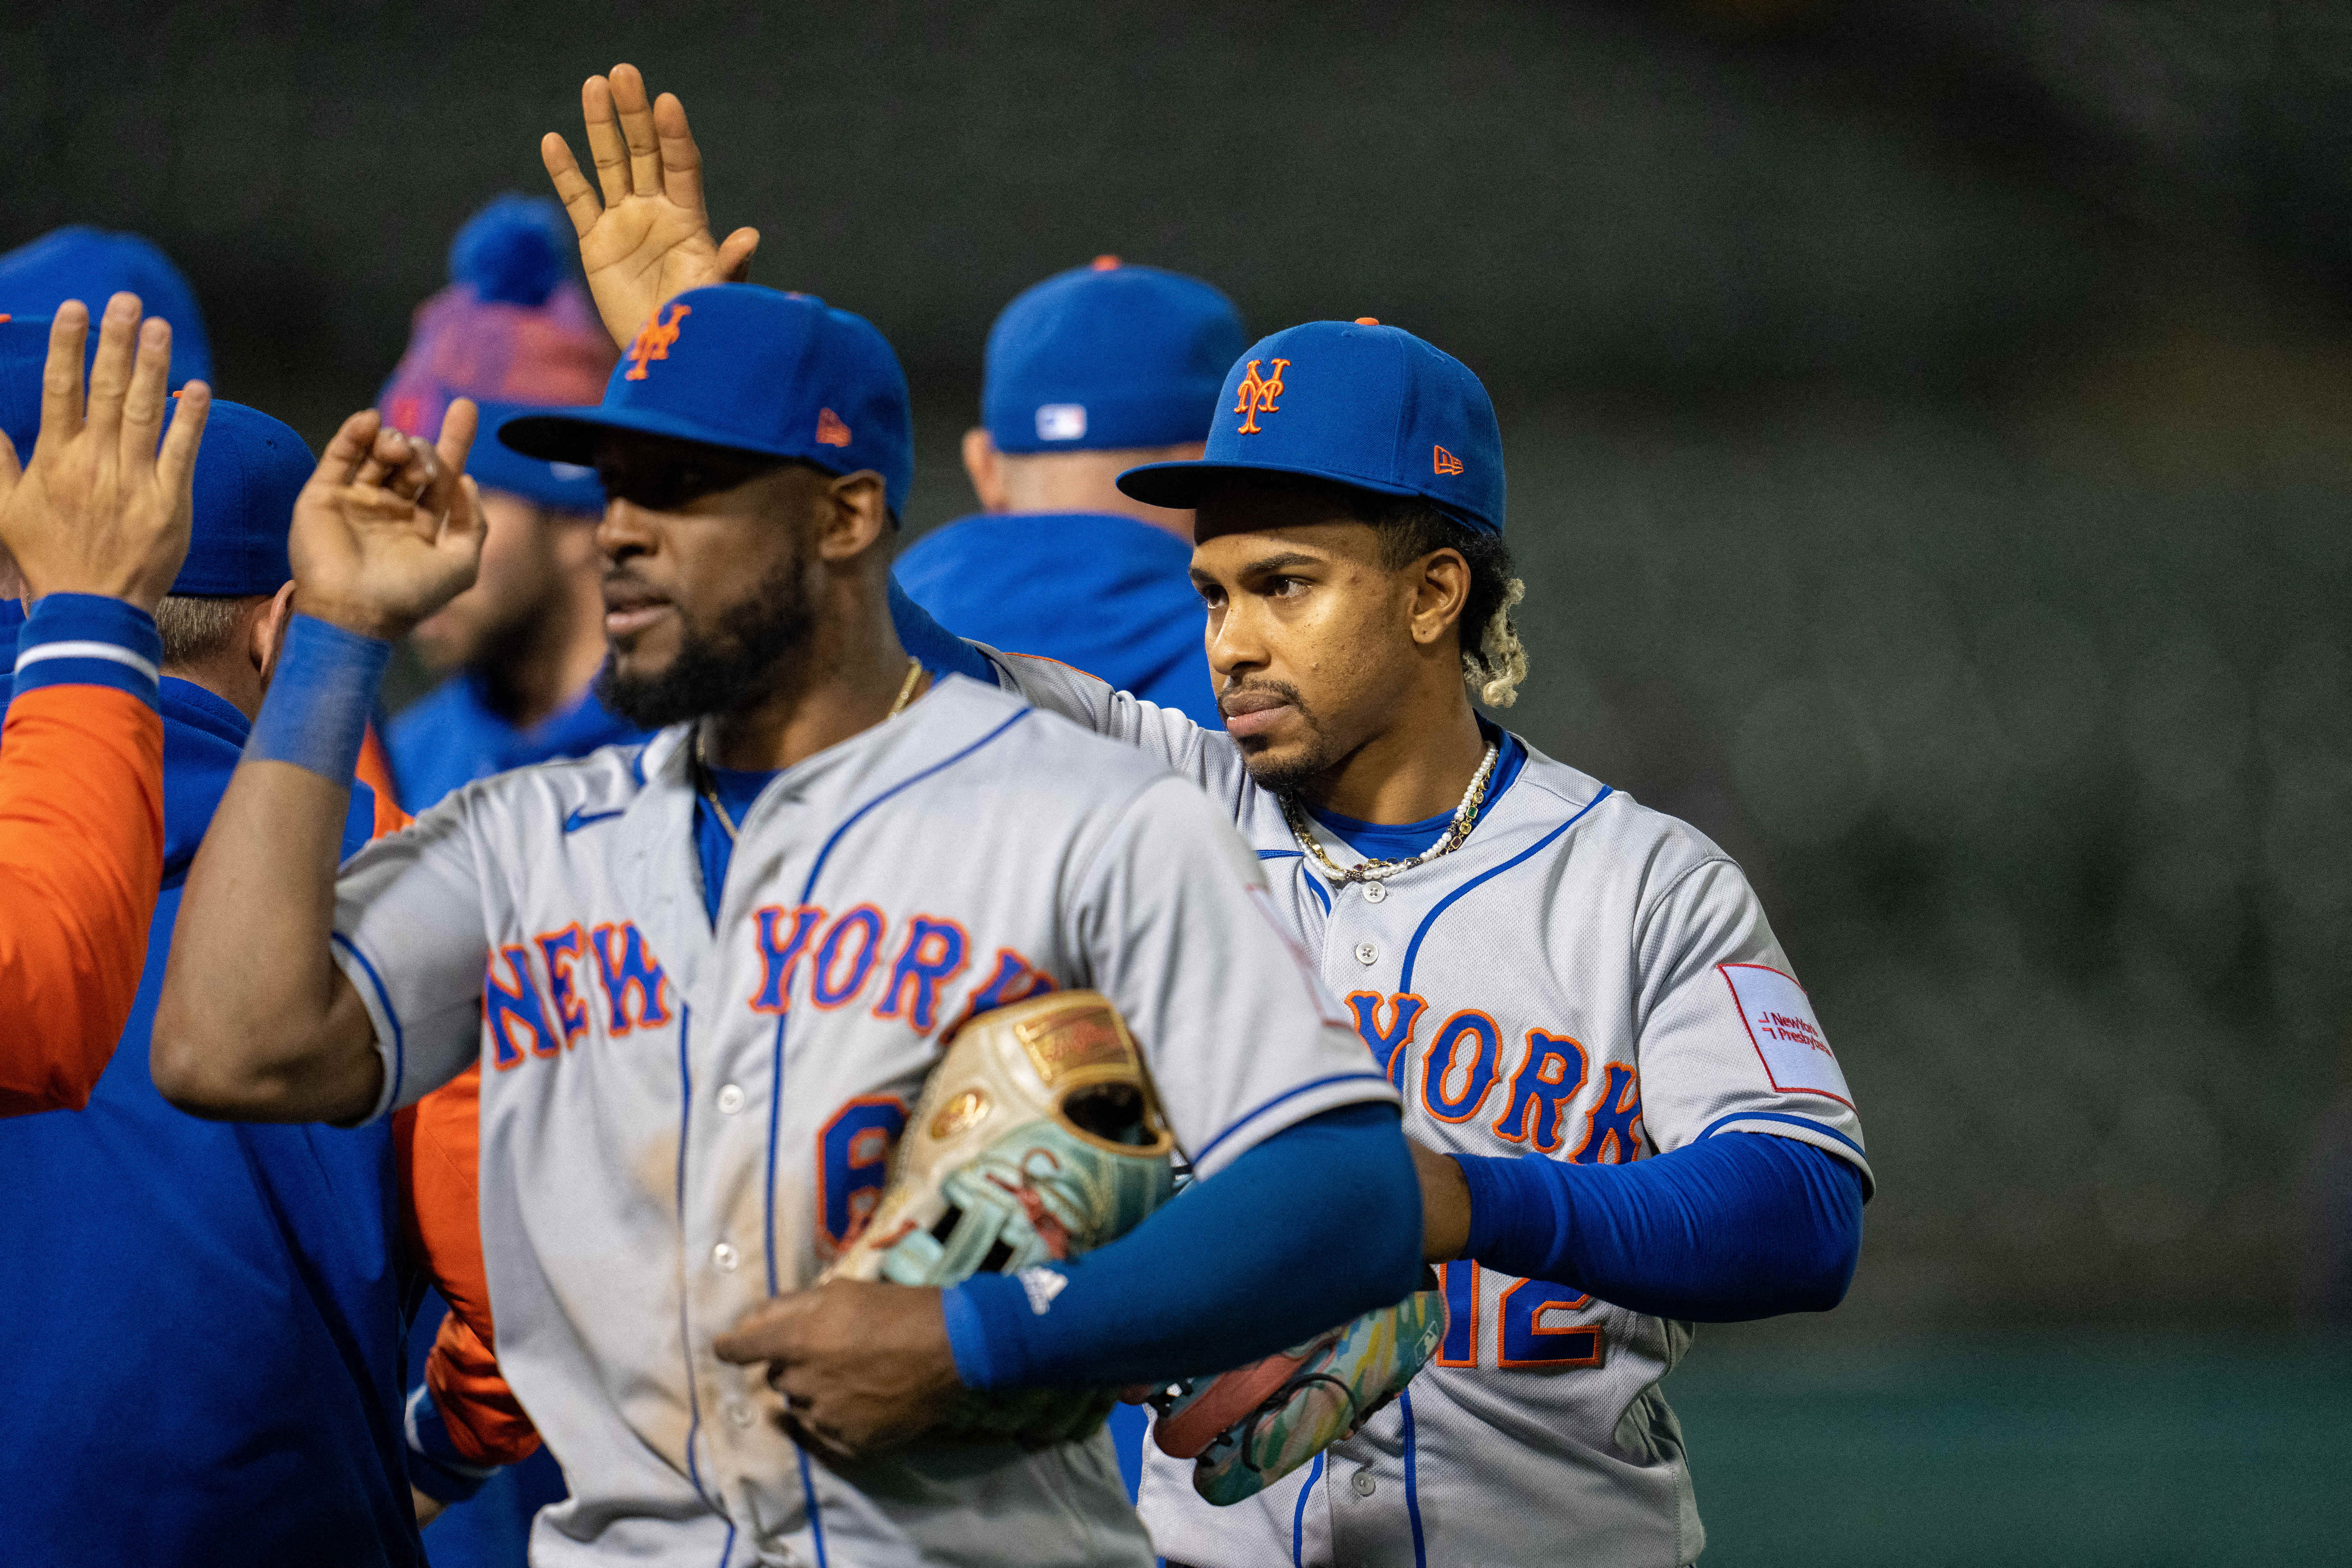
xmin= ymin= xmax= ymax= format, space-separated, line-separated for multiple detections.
xmin=1145 ymin=1273 xmax=1447 ymax=1505
xmin=819 ymin=989 xmax=1176 ymax=1447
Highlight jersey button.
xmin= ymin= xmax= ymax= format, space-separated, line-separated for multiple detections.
xmin=725 ymin=1400 xmax=755 ymax=1429
xmin=717 ymin=1083 xmax=747 ymax=1114
xmin=1354 ymin=942 xmax=1378 ymax=966
xmin=1350 ymin=1467 xmax=1377 ymax=1497
xmin=1363 ymin=881 xmax=1387 ymax=903
xmin=712 ymin=1242 xmax=740 ymax=1273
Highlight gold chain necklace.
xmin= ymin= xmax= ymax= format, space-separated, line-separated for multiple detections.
xmin=1280 ymin=741 xmax=1499 ymax=887
xmin=696 ymin=657 xmax=926 ymax=843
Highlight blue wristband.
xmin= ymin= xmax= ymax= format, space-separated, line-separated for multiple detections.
xmin=12 ymin=593 xmax=162 ymax=708
xmin=244 ymin=613 xmax=391 ymax=783
xmin=403 ymin=1382 xmax=498 ymax=1503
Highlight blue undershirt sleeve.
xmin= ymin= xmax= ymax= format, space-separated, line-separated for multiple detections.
xmin=888 ymin=575 xmax=998 ymax=687
xmin=1453 ymin=1134 xmax=1863 ymax=1323
xmin=941 ymin=1103 xmax=1423 ymax=1391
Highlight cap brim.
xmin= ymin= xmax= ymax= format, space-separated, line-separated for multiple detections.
xmin=1116 ymin=457 xmax=1428 ymax=512
xmin=497 ymin=404 xmax=810 ymax=468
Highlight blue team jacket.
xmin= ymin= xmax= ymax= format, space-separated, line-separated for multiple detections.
xmin=893 ymin=511 xmax=1221 ymax=728
xmin=387 ymin=671 xmax=645 ymax=815
xmin=0 ymin=677 xmax=416 ymax=1567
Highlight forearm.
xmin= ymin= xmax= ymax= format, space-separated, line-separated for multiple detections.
xmin=942 ymin=1104 xmax=1423 ymax=1390
xmin=0 ymin=597 xmax=164 ymax=1114
xmin=1451 ymin=1134 xmax=1864 ymax=1322
xmin=152 ymin=616 xmax=389 ymax=1121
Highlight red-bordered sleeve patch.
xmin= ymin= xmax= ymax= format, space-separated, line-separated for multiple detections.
xmin=1719 ymin=962 xmax=1853 ymax=1109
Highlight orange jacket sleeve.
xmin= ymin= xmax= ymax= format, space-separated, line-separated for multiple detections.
xmin=0 ymin=684 xmax=164 ymax=1117
xmin=399 ymin=1059 xmax=544 ymax=1468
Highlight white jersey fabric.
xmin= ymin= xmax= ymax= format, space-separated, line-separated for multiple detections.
xmin=983 ymin=650 xmax=1872 ymax=1568
xmin=329 ymin=673 xmax=1398 ymax=1568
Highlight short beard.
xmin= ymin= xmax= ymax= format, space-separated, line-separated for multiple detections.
xmin=595 ymin=552 xmax=817 ymax=729
xmin=1228 ymin=679 xmax=1343 ymax=799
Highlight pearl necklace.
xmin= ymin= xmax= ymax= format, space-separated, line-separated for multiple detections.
xmin=696 ymin=657 xmax=925 ymax=842
xmin=1280 ymin=741 xmax=1499 ymax=888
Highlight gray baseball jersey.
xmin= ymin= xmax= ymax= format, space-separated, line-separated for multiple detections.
xmin=328 ymin=674 xmax=1399 ymax=1568
xmin=982 ymin=651 xmax=1873 ymax=1568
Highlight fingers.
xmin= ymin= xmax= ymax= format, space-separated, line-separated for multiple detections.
xmin=0 ymin=427 xmax=18 ymax=494
xmin=82 ymin=292 xmax=144 ymax=449
xmin=154 ymin=381 xmax=212 ymax=500
xmin=581 ymin=73 xmax=631 ymax=210
xmin=718 ymin=228 xmax=760 ymax=284
xmin=433 ymin=397 xmax=480 ymax=482
xmin=442 ymin=475 xmax=485 ymax=549
xmin=38 ymin=301 xmax=92 ymax=449
xmin=543 ymin=134 xmax=603 ymax=238
xmin=608 ymin=63 xmax=662 ymax=199
xmin=712 ymin=1294 xmax=807 ymax=1364
xmin=317 ymin=409 xmax=387 ymax=489
xmin=117 ymin=317 xmax=174 ymax=463
xmin=352 ymin=425 xmax=414 ymax=490
xmin=652 ymin=92 xmax=708 ymax=219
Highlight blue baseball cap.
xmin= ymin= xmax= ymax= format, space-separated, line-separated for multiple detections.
xmin=0 ymin=227 xmax=214 ymax=390
xmin=0 ymin=315 xmax=53 ymax=454
xmin=498 ymin=284 xmax=912 ymax=518
xmin=1118 ymin=318 xmax=1507 ymax=536
xmin=982 ymin=257 xmax=1246 ymax=454
xmin=169 ymin=400 xmax=311 ymax=596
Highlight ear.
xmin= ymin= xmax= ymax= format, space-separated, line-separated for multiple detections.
xmin=961 ymin=427 xmax=1011 ymax=513
xmin=814 ymin=470 xmax=893 ymax=565
xmin=253 ymin=581 xmax=299 ymax=682
xmin=1406 ymin=548 xmax=1472 ymax=649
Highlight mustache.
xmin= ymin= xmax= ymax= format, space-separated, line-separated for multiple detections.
xmin=1218 ymin=677 xmax=1310 ymax=718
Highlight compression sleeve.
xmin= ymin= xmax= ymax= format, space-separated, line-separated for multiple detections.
xmin=941 ymin=1103 xmax=1423 ymax=1390
xmin=1454 ymin=1133 xmax=1863 ymax=1322
xmin=0 ymin=595 xmax=164 ymax=1116
xmin=889 ymin=575 xmax=998 ymax=686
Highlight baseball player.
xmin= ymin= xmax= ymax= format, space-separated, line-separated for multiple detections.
xmin=893 ymin=257 xmax=1245 ymax=728
xmin=151 ymin=277 xmax=1427 ymax=1567
xmin=0 ymin=301 xmax=210 ymax=1115
xmin=523 ymin=70 xmax=1870 ymax=1564
xmin=381 ymin=193 xmax=640 ymax=815
xmin=900 ymin=320 xmax=1874 ymax=1566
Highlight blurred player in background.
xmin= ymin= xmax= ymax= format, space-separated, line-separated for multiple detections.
xmin=0 ymin=302 xmax=208 ymax=1115
xmin=0 ymin=324 xmax=437 ymax=1564
xmin=893 ymin=259 xmax=1244 ymax=727
xmin=380 ymin=193 xmax=636 ymax=814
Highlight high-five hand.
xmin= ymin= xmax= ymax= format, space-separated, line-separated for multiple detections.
xmin=289 ymin=403 xmax=484 ymax=641
xmin=0 ymin=295 xmax=211 ymax=612
xmin=542 ymin=63 xmax=760 ymax=350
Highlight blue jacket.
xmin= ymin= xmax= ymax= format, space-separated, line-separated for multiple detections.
xmin=387 ymin=671 xmax=645 ymax=814
xmin=893 ymin=511 xmax=1221 ymax=728
xmin=0 ymin=677 xmax=416 ymax=1567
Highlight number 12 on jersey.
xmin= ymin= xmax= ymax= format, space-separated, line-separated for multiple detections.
xmin=1436 ymin=1260 xmax=1605 ymax=1371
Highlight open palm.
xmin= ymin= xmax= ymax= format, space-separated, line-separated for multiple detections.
xmin=543 ymin=64 xmax=761 ymax=350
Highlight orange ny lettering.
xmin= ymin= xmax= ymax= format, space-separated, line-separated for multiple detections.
xmin=625 ymin=303 xmax=692 ymax=381
xmin=1233 ymin=357 xmax=1290 ymax=434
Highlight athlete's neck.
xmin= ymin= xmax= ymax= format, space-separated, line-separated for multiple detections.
xmin=701 ymin=582 xmax=927 ymax=772
xmin=1301 ymin=696 xmax=1488 ymax=824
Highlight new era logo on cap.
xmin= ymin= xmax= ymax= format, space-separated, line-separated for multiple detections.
xmin=1434 ymin=445 xmax=1463 ymax=475
xmin=1035 ymin=403 xmax=1088 ymax=441
xmin=815 ymin=407 xmax=852 ymax=447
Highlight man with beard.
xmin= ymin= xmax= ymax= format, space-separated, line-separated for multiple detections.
xmin=151 ymin=279 xmax=1425 ymax=1567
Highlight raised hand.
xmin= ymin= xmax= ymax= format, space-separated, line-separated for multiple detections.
xmin=289 ymin=402 xmax=485 ymax=641
xmin=542 ymin=63 xmax=760 ymax=350
xmin=0 ymin=295 xmax=211 ymax=613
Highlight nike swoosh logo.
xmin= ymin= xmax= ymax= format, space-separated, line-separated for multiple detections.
xmin=563 ymin=806 xmax=627 ymax=833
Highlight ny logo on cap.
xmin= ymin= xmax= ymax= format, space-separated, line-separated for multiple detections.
xmin=1233 ymin=357 xmax=1290 ymax=434
xmin=815 ymin=407 xmax=852 ymax=447
xmin=1434 ymin=445 xmax=1464 ymax=475
xmin=624 ymin=303 xmax=692 ymax=381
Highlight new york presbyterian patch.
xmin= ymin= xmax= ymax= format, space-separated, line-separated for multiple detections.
xmin=1720 ymin=962 xmax=1853 ymax=1108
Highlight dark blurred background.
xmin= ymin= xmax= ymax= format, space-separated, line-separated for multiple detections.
xmin=10 ymin=1 xmax=2351 ymax=1560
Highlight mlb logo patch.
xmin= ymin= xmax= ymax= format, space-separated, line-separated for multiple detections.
xmin=1720 ymin=962 xmax=1853 ymax=1108
xmin=1035 ymin=403 xmax=1088 ymax=441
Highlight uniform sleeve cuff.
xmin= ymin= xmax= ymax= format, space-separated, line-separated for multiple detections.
xmin=941 ymin=1272 xmax=1038 ymax=1392
xmin=405 ymin=1383 xmax=497 ymax=1502
xmin=12 ymin=593 xmax=161 ymax=707
xmin=1455 ymin=1151 xmax=1573 ymax=1276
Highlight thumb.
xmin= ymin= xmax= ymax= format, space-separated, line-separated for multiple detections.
xmin=712 ymin=1293 xmax=808 ymax=1364
xmin=719 ymin=228 xmax=759 ymax=283
xmin=0 ymin=427 xmax=19 ymax=495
